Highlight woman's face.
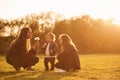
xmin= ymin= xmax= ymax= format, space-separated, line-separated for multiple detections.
xmin=27 ymin=28 xmax=32 ymax=39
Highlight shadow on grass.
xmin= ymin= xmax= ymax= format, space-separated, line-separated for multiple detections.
xmin=0 ymin=71 xmax=19 ymax=76
xmin=26 ymin=70 xmax=78 ymax=80
xmin=0 ymin=70 xmax=78 ymax=80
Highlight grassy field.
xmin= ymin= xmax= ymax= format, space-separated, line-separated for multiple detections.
xmin=0 ymin=54 xmax=120 ymax=80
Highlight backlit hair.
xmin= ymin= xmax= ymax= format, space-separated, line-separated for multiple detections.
xmin=16 ymin=27 xmax=31 ymax=52
xmin=59 ymin=34 xmax=78 ymax=51
xmin=46 ymin=32 xmax=56 ymax=42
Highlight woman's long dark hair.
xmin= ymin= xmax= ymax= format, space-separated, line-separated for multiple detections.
xmin=18 ymin=27 xmax=30 ymax=41
xmin=14 ymin=27 xmax=31 ymax=53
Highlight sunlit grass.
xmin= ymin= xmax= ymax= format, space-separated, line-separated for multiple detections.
xmin=0 ymin=54 xmax=120 ymax=80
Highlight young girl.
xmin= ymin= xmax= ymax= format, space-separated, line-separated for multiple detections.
xmin=6 ymin=27 xmax=39 ymax=71
xmin=42 ymin=32 xmax=58 ymax=71
xmin=55 ymin=34 xmax=81 ymax=72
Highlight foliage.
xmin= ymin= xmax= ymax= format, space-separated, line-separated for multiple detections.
xmin=0 ymin=36 xmax=15 ymax=54
xmin=0 ymin=11 xmax=63 ymax=37
xmin=1 ymin=12 xmax=120 ymax=54
xmin=54 ymin=15 xmax=120 ymax=53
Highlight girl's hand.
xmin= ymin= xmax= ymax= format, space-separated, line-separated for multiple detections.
xmin=42 ymin=43 xmax=47 ymax=48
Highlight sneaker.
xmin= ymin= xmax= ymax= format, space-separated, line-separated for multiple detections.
xmin=26 ymin=67 xmax=35 ymax=71
xmin=55 ymin=69 xmax=66 ymax=73
xmin=50 ymin=69 xmax=54 ymax=71
xmin=44 ymin=69 xmax=49 ymax=71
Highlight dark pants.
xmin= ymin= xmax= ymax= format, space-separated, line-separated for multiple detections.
xmin=44 ymin=57 xmax=55 ymax=70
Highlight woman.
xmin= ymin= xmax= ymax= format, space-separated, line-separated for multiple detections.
xmin=6 ymin=27 xmax=39 ymax=71
xmin=55 ymin=34 xmax=81 ymax=72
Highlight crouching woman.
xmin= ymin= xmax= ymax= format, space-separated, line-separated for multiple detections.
xmin=55 ymin=34 xmax=81 ymax=72
xmin=6 ymin=27 xmax=39 ymax=71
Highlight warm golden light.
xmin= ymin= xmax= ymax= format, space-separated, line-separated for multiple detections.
xmin=0 ymin=0 xmax=120 ymax=24
xmin=113 ymin=19 xmax=120 ymax=25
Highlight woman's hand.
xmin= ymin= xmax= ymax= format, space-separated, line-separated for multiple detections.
xmin=33 ymin=37 xmax=40 ymax=51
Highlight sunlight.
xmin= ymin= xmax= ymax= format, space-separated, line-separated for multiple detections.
xmin=1 ymin=27 xmax=11 ymax=36
xmin=14 ymin=26 xmax=19 ymax=34
xmin=113 ymin=19 xmax=120 ymax=25
xmin=0 ymin=0 xmax=120 ymax=25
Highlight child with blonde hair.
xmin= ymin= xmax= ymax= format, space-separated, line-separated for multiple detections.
xmin=42 ymin=32 xmax=58 ymax=71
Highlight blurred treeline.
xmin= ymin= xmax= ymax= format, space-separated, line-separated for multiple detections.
xmin=0 ymin=11 xmax=120 ymax=54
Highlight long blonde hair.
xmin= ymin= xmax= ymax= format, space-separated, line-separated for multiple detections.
xmin=59 ymin=34 xmax=78 ymax=51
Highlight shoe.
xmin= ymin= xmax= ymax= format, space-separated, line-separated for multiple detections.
xmin=50 ymin=69 xmax=54 ymax=71
xmin=55 ymin=69 xmax=66 ymax=73
xmin=26 ymin=67 xmax=35 ymax=71
xmin=44 ymin=69 xmax=49 ymax=71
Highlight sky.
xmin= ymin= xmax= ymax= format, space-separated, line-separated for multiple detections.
xmin=0 ymin=0 xmax=120 ymax=23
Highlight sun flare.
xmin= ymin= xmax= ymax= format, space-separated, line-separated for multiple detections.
xmin=0 ymin=0 xmax=120 ymax=25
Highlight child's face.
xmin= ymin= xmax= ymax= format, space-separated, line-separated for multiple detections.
xmin=45 ymin=35 xmax=52 ymax=43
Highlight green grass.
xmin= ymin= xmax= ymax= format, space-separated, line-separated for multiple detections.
xmin=0 ymin=54 xmax=120 ymax=80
